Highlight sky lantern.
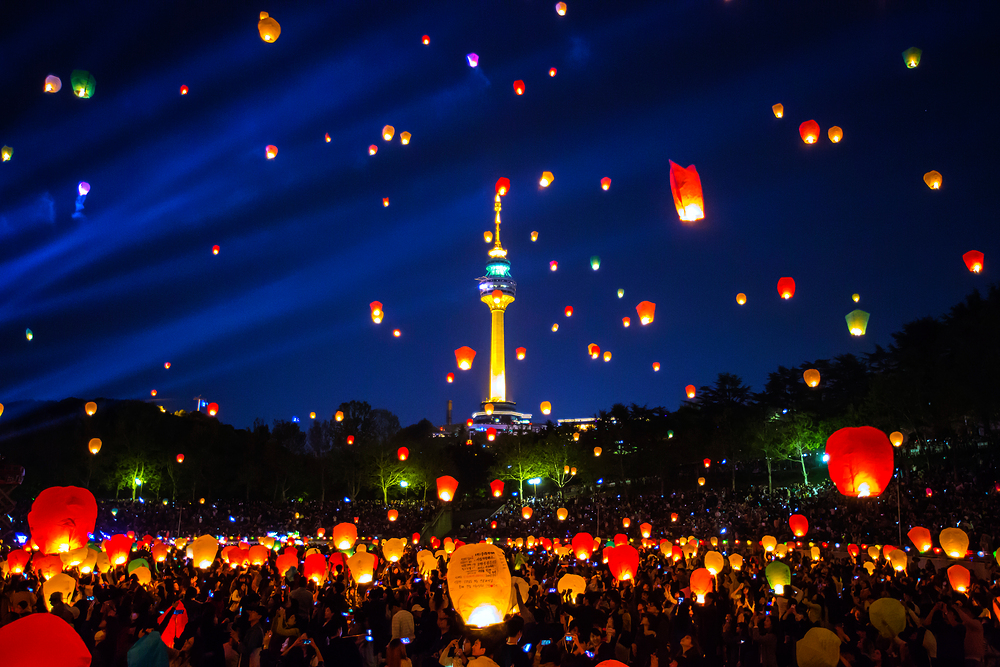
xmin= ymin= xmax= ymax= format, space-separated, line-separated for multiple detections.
xmin=923 ymin=170 xmax=942 ymax=189
xmin=539 ymin=171 xmax=554 ymax=187
xmin=324 ymin=132 xmax=330 ymax=142
xmin=557 ymin=507 xmax=569 ymax=521
xmin=28 ymin=487 xmax=97 ymax=555
xmin=25 ymin=328 xmax=32 ymax=339
xmin=151 ymin=542 xmax=170 ymax=563
xmin=484 ymin=403 xmax=494 ymax=415
xmin=686 ymin=385 xmax=696 ymax=399
xmin=796 ymin=628 xmax=842 ymax=667
xmin=393 ymin=329 xmax=401 ymax=337
xmin=207 ymin=402 xmax=219 ymax=416
xmin=70 ymin=70 xmax=95 ymax=98
xmin=736 ymin=293 xmax=747 ymax=305
xmin=588 ymin=343 xmax=600 ymax=359
xmin=332 ymin=523 xmax=358 ymax=550
xmin=540 ymin=401 xmax=552 ymax=415
xmin=799 ymin=120 xmax=820 ymax=144
xmin=772 ymin=103 xmax=784 ymax=118
xmin=868 ymin=599 xmax=906 ymax=640
xmin=77 ymin=181 xmax=91 ymax=196
xmin=265 ymin=145 xmax=278 ymax=160
xmin=346 ymin=435 xmax=355 ymax=445
xmin=691 ymin=566 xmax=716 ymax=601
xmin=369 ymin=144 xmax=378 ymax=155
xmin=640 ymin=522 xmax=652 ymax=538
xmin=697 ymin=477 xmax=706 ymax=486
xmin=191 ymin=535 xmax=219 ymax=569
xmin=789 ymin=514 xmax=809 ymax=537
xmin=947 ymin=564 xmax=970 ymax=593
xmin=963 ymin=250 xmax=984 ymax=273
xmin=85 ymin=401 xmax=97 ymax=416
xmin=446 ymin=372 xmax=455 ymax=383
xmin=765 ymin=561 xmax=791 ymax=594
xmin=564 ymin=306 xmax=573 ymax=317
xmin=449 ymin=543 xmax=510 ymax=627
xmin=777 ymin=277 xmax=796 ymax=299
xmin=825 ymin=426 xmax=894 ymax=497
xmin=495 ymin=178 xmax=510 ymax=196
xmin=513 ymin=80 xmax=525 ymax=95
xmin=383 ymin=198 xmax=390 ymax=207
xmin=0 ymin=612 xmax=92 ymax=666
xmin=88 ymin=438 xmax=102 ymax=455
xmin=248 ymin=545 xmax=269 ymax=566
xmin=549 ymin=67 xmax=557 ymax=76
xmin=939 ymin=528 xmax=969 ymax=559
xmin=549 ymin=260 xmax=558 ymax=272
xmin=594 ymin=447 xmax=602 ymax=457
xmin=397 ymin=447 xmax=409 ymax=461
xmin=387 ymin=509 xmax=399 ymax=522
xmin=455 ymin=346 xmax=476 ymax=370
xmin=383 ymin=538 xmax=406 ymax=563
xmin=275 ymin=548 xmax=298 ymax=576
xmin=347 ymin=545 xmax=377 ymax=584
xmin=0 ymin=146 xmax=13 ymax=162
xmin=467 ymin=53 xmax=479 ymax=67
xmin=382 ymin=125 xmax=395 ymax=141
xmin=103 ymin=534 xmax=134 ymax=566
xmin=151 ymin=389 xmax=157 ymax=397
xmin=179 ymin=84 xmax=189 ymax=95
xmin=484 ymin=230 xmax=494 ymax=244
xmin=176 ymin=453 xmax=184 ymax=463
xmin=591 ymin=256 xmax=601 ymax=270
xmin=725 ymin=553 xmax=744 ymax=571
xmin=522 ymin=507 xmax=533 ymax=520
xmin=303 ymin=553 xmax=328 ymax=584
xmin=602 ymin=350 xmax=611 ymax=360
xmin=422 ymin=35 xmax=430 ymax=45
xmin=890 ymin=431 xmax=904 ymax=448
xmin=555 ymin=2 xmax=567 ymax=15
xmin=335 ymin=411 xmax=344 ymax=422
xmin=573 ymin=433 xmax=580 ymax=441
xmin=622 ymin=517 xmax=631 ymax=528
xmin=437 ymin=475 xmax=458 ymax=502
xmin=309 ymin=412 xmax=316 ymax=419
xmin=903 ymin=47 xmax=922 ymax=68
xmin=703 ymin=458 xmax=711 ymax=468
xmin=516 ymin=347 xmax=526 ymax=360
xmin=828 ymin=126 xmax=843 ymax=143
xmin=44 ymin=74 xmax=62 ymax=92
xmin=370 ymin=301 xmax=384 ymax=323
xmin=803 ymin=369 xmax=821 ymax=388
xmin=490 ymin=479 xmax=504 ymax=497
xmin=636 ymin=301 xmax=655 ymax=325
xmin=601 ymin=177 xmax=611 ymax=190
xmin=607 ymin=545 xmax=640 ymax=581
xmin=845 ymin=309 xmax=870 ymax=336
xmin=258 ymin=12 xmax=280 ymax=41
xmin=211 ymin=244 xmax=220 ymax=255
xmin=907 ymin=526 xmax=932 ymax=552
xmin=400 ymin=131 xmax=411 ymax=145
xmin=164 ymin=362 xmax=171 ymax=369
xmin=853 ymin=293 xmax=860 ymax=302
xmin=669 ymin=161 xmax=705 ymax=222
xmin=572 ymin=532 xmax=594 ymax=560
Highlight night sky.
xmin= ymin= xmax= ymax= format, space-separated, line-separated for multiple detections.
xmin=1 ymin=1 xmax=997 ymax=429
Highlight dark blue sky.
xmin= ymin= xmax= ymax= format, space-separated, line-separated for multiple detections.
xmin=1 ymin=1 xmax=997 ymax=429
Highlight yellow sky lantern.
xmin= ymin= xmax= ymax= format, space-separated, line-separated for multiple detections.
xmin=551 ymin=323 xmax=559 ymax=332
xmin=539 ymin=171 xmax=554 ymax=187
xmin=400 ymin=131 xmax=411 ymax=145
xmin=382 ymin=125 xmax=395 ymax=141
xmin=939 ymin=527 xmax=969 ymax=559
xmin=697 ymin=477 xmax=705 ymax=486
xmin=258 ymin=12 xmax=281 ymax=41
xmin=828 ymin=126 xmax=843 ymax=143
xmin=348 ymin=545 xmax=376 ymax=583
xmin=923 ymin=170 xmax=942 ymax=189
xmin=772 ymin=103 xmax=783 ymax=118
xmin=903 ymin=47 xmax=922 ymax=68
xmin=540 ymin=401 xmax=551 ymax=415
xmin=803 ymin=369 xmax=820 ymax=388
xmin=335 ymin=411 xmax=344 ymax=422
xmin=370 ymin=300 xmax=383 ymax=323
xmin=603 ymin=351 xmax=612 ymax=362
xmin=450 ymin=543 xmax=511 ymax=627
xmin=333 ymin=523 xmax=357 ymax=550
xmin=762 ymin=535 xmax=777 ymax=552
xmin=704 ymin=551 xmax=725 ymax=575
xmin=2 ymin=146 xmax=12 ymax=162
xmin=853 ymin=293 xmax=860 ymax=302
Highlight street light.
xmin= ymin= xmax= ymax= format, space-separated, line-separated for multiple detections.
xmin=528 ymin=478 xmax=541 ymax=499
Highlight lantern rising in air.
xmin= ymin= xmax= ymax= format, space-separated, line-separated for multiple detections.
xmin=516 ymin=347 xmax=526 ymax=360
xmin=556 ymin=2 xmax=567 ymax=16
xmin=44 ymin=75 xmax=62 ymax=93
xmin=828 ymin=126 xmax=843 ymax=143
xmin=422 ymin=35 xmax=430 ymax=45
xmin=539 ymin=171 xmax=554 ymax=187
xmin=88 ymin=439 xmax=102 ymax=455
xmin=369 ymin=145 xmax=378 ymax=156
xmin=467 ymin=53 xmax=479 ymax=67
xmin=180 ymin=85 xmax=188 ymax=95
xmin=540 ymin=401 xmax=552 ymax=415
xmin=777 ymin=277 xmax=796 ymax=299
xmin=636 ymin=301 xmax=655 ymax=325
xmin=963 ymin=250 xmax=984 ymax=273
xmin=603 ymin=351 xmax=612 ymax=362
xmin=370 ymin=301 xmax=383 ymax=323
xmin=736 ymin=293 xmax=747 ymax=305
xmin=923 ymin=170 xmax=942 ymax=189
xmin=513 ymin=80 xmax=524 ymax=95
xmin=890 ymin=431 xmax=904 ymax=448
xmin=652 ymin=362 xmax=660 ymax=371
xmin=601 ymin=177 xmax=611 ymax=190
xmin=845 ymin=309 xmax=870 ymax=336
xmin=685 ymin=385 xmax=696 ymax=399
xmin=437 ymin=475 xmax=459 ymax=502
xmin=2 ymin=146 xmax=12 ymax=162
xmin=382 ymin=125 xmax=395 ymax=141
xmin=71 ymin=70 xmax=96 ymax=98
xmin=490 ymin=479 xmax=504 ymax=497
xmin=772 ymin=103 xmax=784 ymax=118
xmin=549 ymin=67 xmax=557 ymax=77
xmin=446 ymin=373 xmax=454 ymax=383
xmin=258 ymin=12 xmax=281 ymax=42
xmin=212 ymin=245 xmax=220 ymax=255
xmin=669 ymin=161 xmax=704 ymax=222
xmin=622 ymin=317 xmax=630 ymax=327
xmin=803 ymin=369 xmax=821 ymax=388
xmin=564 ymin=306 xmax=573 ymax=317
xmin=799 ymin=120 xmax=820 ymax=144
xmin=265 ymin=145 xmax=278 ymax=160
xmin=207 ymin=403 xmax=219 ymax=417
xmin=397 ymin=447 xmax=408 ymax=461
xmin=903 ymin=47 xmax=922 ymax=68
xmin=588 ymin=343 xmax=600 ymax=359
xmin=400 ymin=131 xmax=411 ymax=145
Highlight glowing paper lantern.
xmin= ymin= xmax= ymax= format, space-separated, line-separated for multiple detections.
xmin=669 ymin=161 xmax=705 ymax=222
xmin=333 ymin=523 xmax=358 ymax=550
xmin=845 ymin=309 xmax=870 ymax=336
xmin=455 ymin=346 xmax=476 ymax=370
xmin=393 ymin=329 xmax=401 ymax=337
xmin=622 ymin=317 xmax=630 ymax=327
xmin=796 ymin=627 xmax=842 ymax=667
xmin=487 ymin=428 xmax=496 ymax=441
xmin=151 ymin=389 xmax=157 ymax=397
xmin=607 ymin=544 xmax=640 ymax=581
xmin=513 ymin=80 xmax=524 ymax=95
xmin=369 ymin=145 xmax=378 ymax=155
xmin=948 ymin=564 xmax=970 ymax=593
xmin=772 ymin=103 xmax=784 ymax=118
xmin=396 ymin=447 xmax=409 ymax=461
xmin=88 ymin=438 xmax=102 ymax=455
xmin=555 ymin=2 xmax=567 ymax=15
xmin=179 ymin=84 xmax=189 ymax=96
xmin=697 ymin=477 xmax=706 ymax=486
xmin=685 ymin=385 xmax=696 ymax=399
xmin=869 ymin=598 xmax=906 ymax=638
xmin=467 ymin=53 xmax=479 ymax=67
xmin=540 ymin=401 xmax=552 ymax=415
xmin=382 ymin=125 xmax=395 ymax=141
xmin=777 ymin=277 xmax=795 ymax=299
xmin=383 ymin=198 xmax=390 ymax=207
xmin=591 ymin=256 xmax=601 ymax=270
xmin=422 ymin=35 xmax=430 ymax=45
xmin=446 ymin=372 xmax=455 ymax=383
xmin=703 ymin=458 xmax=711 ymax=468
xmin=736 ymin=293 xmax=747 ymax=305
xmin=539 ymin=171 xmax=554 ymax=187
xmin=530 ymin=231 xmax=538 ymax=242
xmin=799 ymin=120 xmax=820 ymax=144
xmin=275 ymin=548 xmax=298 ymax=576
xmin=207 ymin=402 xmax=219 ymax=417
xmin=728 ymin=554 xmax=744 ymax=570
xmin=853 ymin=293 xmax=860 ymax=302
xmin=6 ymin=548 xmax=29 ymax=574
xmin=803 ymin=369 xmax=820 ymax=388
xmin=0 ymin=612 xmax=92 ymax=666
xmin=265 ymin=145 xmax=278 ymax=160
xmin=24 ymin=328 xmax=32 ymax=340
xmin=383 ymin=538 xmax=406 ymax=563
xmin=449 ymin=543 xmax=510 ymax=626
xmin=335 ymin=411 xmax=344 ymax=422
xmin=549 ymin=68 xmax=557 ymax=76
xmin=400 ymin=131 xmax=411 ymax=145
xmin=765 ymin=560 xmax=791 ymax=594
xmin=890 ymin=431 xmax=903 ymax=448
xmin=888 ymin=549 xmax=907 ymax=572
xmin=825 ymin=426 xmax=894 ymax=497
xmin=85 ymin=401 xmax=97 ymax=416
xmin=28 ymin=487 xmax=97 ymax=555
xmin=71 ymin=70 xmax=96 ymax=98
xmin=601 ymin=177 xmax=611 ymax=191
xmin=652 ymin=362 xmax=660 ymax=371
xmin=594 ymin=447 xmax=602 ymax=457
xmin=437 ymin=475 xmax=458 ymax=502
xmin=940 ymin=528 xmax=969 ymax=559
xmin=556 ymin=507 xmax=569 ymax=521
xmin=907 ymin=526 xmax=932 ymax=552
xmin=516 ymin=347 xmax=526 ymax=360
xmin=963 ymin=250 xmax=984 ymax=273
xmin=247 ymin=544 xmax=268 ymax=566
xmin=302 ymin=552 xmax=327 ymax=584
xmin=258 ymin=12 xmax=281 ymax=41
xmin=484 ymin=231 xmax=494 ymax=244
xmin=44 ymin=75 xmax=62 ymax=93
xmin=103 ymin=534 xmax=134 ymax=566
xmin=191 ymin=535 xmax=218 ymax=569
xmin=387 ymin=510 xmax=399 ymax=522
xmin=789 ymin=514 xmax=809 ymax=537
xmin=520 ymin=506 xmax=533 ymax=520
xmin=828 ymin=126 xmax=843 ymax=143
xmin=572 ymin=532 xmax=594 ymax=560
xmin=347 ymin=544 xmax=377 ymax=583
xmin=587 ymin=343 xmax=601 ymax=359
xmin=211 ymin=244 xmax=220 ymax=255
xmin=704 ymin=551 xmax=724 ymax=576
xmin=902 ymin=47 xmax=922 ymax=68
xmin=549 ymin=260 xmax=558 ymax=272
xmin=564 ymin=306 xmax=573 ymax=317
xmin=324 ymin=132 xmax=330 ymax=142
xmin=346 ymin=435 xmax=354 ymax=445
xmin=175 ymin=453 xmax=184 ymax=463
xmin=636 ymin=301 xmax=655 ymax=325
xmin=923 ymin=170 xmax=942 ymax=189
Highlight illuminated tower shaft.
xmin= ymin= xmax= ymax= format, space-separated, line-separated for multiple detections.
xmin=478 ymin=194 xmax=516 ymax=404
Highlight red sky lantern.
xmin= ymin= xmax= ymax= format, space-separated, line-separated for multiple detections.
xmin=422 ymin=35 xmax=430 ymax=45
xmin=176 ymin=454 xmax=185 ymax=463
xmin=588 ymin=343 xmax=601 ymax=359
xmin=27 ymin=486 xmax=97 ymax=555
xmin=622 ymin=317 xmax=630 ymax=327
xmin=669 ymin=160 xmax=705 ymax=222
xmin=549 ymin=67 xmax=557 ymax=76
xmin=397 ymin=447 xmax=408 ymax=461
xmin=490 ymin=479 xmax=504 ymax=497
xmin=652 ymin=362 xmax=660 ymax=371
xmin=487 ymin=427 xmax=497 ymax=441
xmin=103 ymin=534 xmax=134 ymax=566
xmin=265 ymin=145 xmax=278 ymax=159
xmin=455 ymin=346 xmax=476 ymax=370
xmin=522 ymin=506 xmax=533 ymax=519
xmin=685 ymin=385 xmax=696 ymax=399
xmin=963 ymin=250 xmax=984 ymax=273
xmin=513 ymin=80 xmax=525 ymax=95
xmin=437 ymin=475 xmax=459 ymax=501
xmin=789 ymin=514 xmax=809 ymax=537
xmin=703 ymin=458 xmax=711 ymax=468
xmin=948 ymin=564 xmax=971 ymax=593
xmin=689 ymin=568 xmax=714 ymax=602
xmin=516 ymin=347 xmax=526 ymax=360
xmin=635 ymin=301 xmax=655 ymax=325
xmin=275 ymin=548 xmax=298 ymax=576
xmin=207 ymin=402 xmax=218 ymax=417
xmin=387 ymin=509 xmax=399 ymax=522
xmin=7 ymin=549 xmax=31 ymax=574
xmin=495 ymin=178 xmax=510 ymax=196
xmin=564 ymin=306 xmax=573 ymax=317
xmin=777 ymin=277 xmax=796 ymax=299
xmin=370 ymin=301 xmax=383 ymax=323
xmin=607 ymin=544 xmax=640 ymax=581
xmin=369 ymin=144 xmax=378 ymax=156
xmin=446 ymin=372 xmax=454 ymax=383
xmin=601 ymin=177 xmax=611 ymax=190
xmin=180 ymin=85 xmax=188 ymax=95
xmin=799 ymin=120 xmax=820 ymax=144
xmin=825 ymin=426 xmax=894 ymax=497
xmin=0 ymin=612 xmax=92 ymax=667
xmin=346 ymin=435 xmax=355 ymax=445
xmin=572 ymin=532 xmax=594 ymax=560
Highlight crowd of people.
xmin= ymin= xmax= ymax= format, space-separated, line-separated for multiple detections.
xmin=3 ymin=452 xmax=1000 ymax=667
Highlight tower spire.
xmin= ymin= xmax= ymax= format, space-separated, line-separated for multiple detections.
xmin=489 ymin=193 xmax=506 ymax=259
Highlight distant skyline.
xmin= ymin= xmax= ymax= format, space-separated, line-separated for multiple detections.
xmin=1 ymin=1 xmax=997 ymax=429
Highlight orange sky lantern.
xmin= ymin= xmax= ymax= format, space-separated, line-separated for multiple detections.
xmin=346 ymin=435 xmax=354 ymax=445
xmin=103 ymin=534 xmax=134 ymax=566
xmin=382 ymin=125 xmax=395 ymax=141
xmin=485 ymin=231 xmax=494 ymax=244
xmin=335 ymin=411 xmax=344 ymax=422
xmin=652 ymin=362 xmax=660 ymax=371
xmin=88 ymin=438 xmax=102 ymax=455
xmin=799 ymin=120 xmax=820 ymax=144
xmin=387 ymin=509 xmax=399 ymax=522
xmin=265 ymin=145 xmax=278 ymax=159
xmin=400 ymin=131 xmax=411 ymax=145
xmin=557 ymin=508 xmax=569 ymax=521
xmin=176 ymin=453 xmax=184 ymax=463
xmin=258 ymin=12 xmax=281 ymax=42
xmin=455 ymin=346 xmax=476 ymax=370
xmin=736 ymin=293 xmax=746 ymax=305
xmin=636 ymin=301 xmax=655 ymax=325
xmin=572 ymin=532 xmax=594 ymax=560
xmin=890 ymin=431 xmax=904 ymax=447
xmin=422 ymin=35 xmax=430 ymax=45
xmin=549 ymin=67 xmax=557 ymax=76
xmin=623 ymin=517 xmax=631 ymax=528
xmin=777 ymin=277 xmax=796 ymax=299
xmin=924 ymin=170 xmax=942 ymax=189
xmin=963 ymin=250 xmax=984 ymax=273
xmin=803 ymin=369 xmax=821 ymax=387
xmin=437 ymin=475 xmax=458 ymax=501
xmin=686 ymin=385 xmax=696 ymax=399
xmin=588 ymin=343 xmax=600 ymax=359
xmin=603 ymin=351 xmax=612 ymax=362
xmin=540 ymin=401 xmax=551 ymax=415
xmin=940 ymin=528 xmax=969 ymax=559
xmin=948 ymin=564 xmax=971 ymax=593
xmin=485 ymin=403 xmax=494 ymax=415
xmin=622 ymin=317 xmax=630 ymax=327
xmin=370 ymin=301 xmax=383 ymax=323
xmin=825 ymin=426 xmax=894 ymax=497
xmin=85 ymin=401 xmax=97 ymax=416
xmin=607 ymin=544 xmax=640 ymax=581
xmin=539 ymin=171 xmax=553 ymax=187
xmin=669 ymin=161 xmax=705 ymax=222
xmin=690 ymin=568 xmax=714 ymax=602
xmin=522 ymin=507 xmax=533 ymax=520
xmin=594 ymin=447 xmax=602 ymax=457
xmin=828 ymin=126 xmax=843 ymax=143
xmin=640 ymin=522 xmax=652 ymax=538
xmin=772 ymin=103 xmax=784 ymax=118
xmin=907 ymin=527 xmax=932 ymax=552
xmin=601 ymin=177 xmax=611 ymax=190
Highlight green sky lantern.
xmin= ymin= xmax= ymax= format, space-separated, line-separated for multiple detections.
xmin=590 ymin=256 xmax=600 ymax=270
xmin=902 ymin=47 xmax=922 ymax=69
xmin=765 ymin=560 xmax=791 ymax=594
xmin=617 ymin=288 xmax=624 ymax=298
xmin=1 ymin=146 xmax=12 ymax=162
xmin=71 ymin=70 xmax=96 ymax=98
xmin=846 ymin=309 xmax=870 ymax=336
xmin=25 ymin=328 xmax=33 ymax=341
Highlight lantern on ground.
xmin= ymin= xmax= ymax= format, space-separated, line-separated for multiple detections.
xmin=333 ymin=523 xmax=358 ymax=550
xmin=607 ymin=544 xmax=640 ymax=581
xmin=765 ymin=560 xmax=791 ymax=594
xmin=777 ymin=277 xmax=795 ymax=299
xmin=690 ymin=567 xmax=714 ymax=602
xmin=455 ymin=346 xmax=476 ymax=370
xmin=449 ymin=543 xmax=510 ymax=626
xmin=963 ymin=250 xmax=984 ymax=273
xmin=907 ymin=527 xmax=932 ymax=552
xmin=789 ymin=514 xmax=809 ymax=537
xmin=258 ymin=12 xmax=281 ymax=41
xmin=803 ymin=369 xmax=820 ymax=388
xmin=923 ymin=171 xmax=942 ymax=189
xmin=437 ymin=475 xmax=458 ymax=502
xmin=772 ymin=103 xmax=784 ymax=118
xmin=347 ymin=544 xmax=377 ymax=584
xmin=939 ymin=528 xmax=969 ymax=559
xmin=799 ymin=120 xmax=820 ymax=144
xmin=903 ymin=47 xmax=922 ymax=68
xmin=28 ymin=487 xmax=98 ymax=555
xmin=825 ymin=426 xmax=894 ymax=497
xmin=669 ymin=161 xmax=705 ymax=222
xmin=636 ymin=301 xmax=655 ymax=325
xmin=846 ymin=309 xmax=870 ymax=336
